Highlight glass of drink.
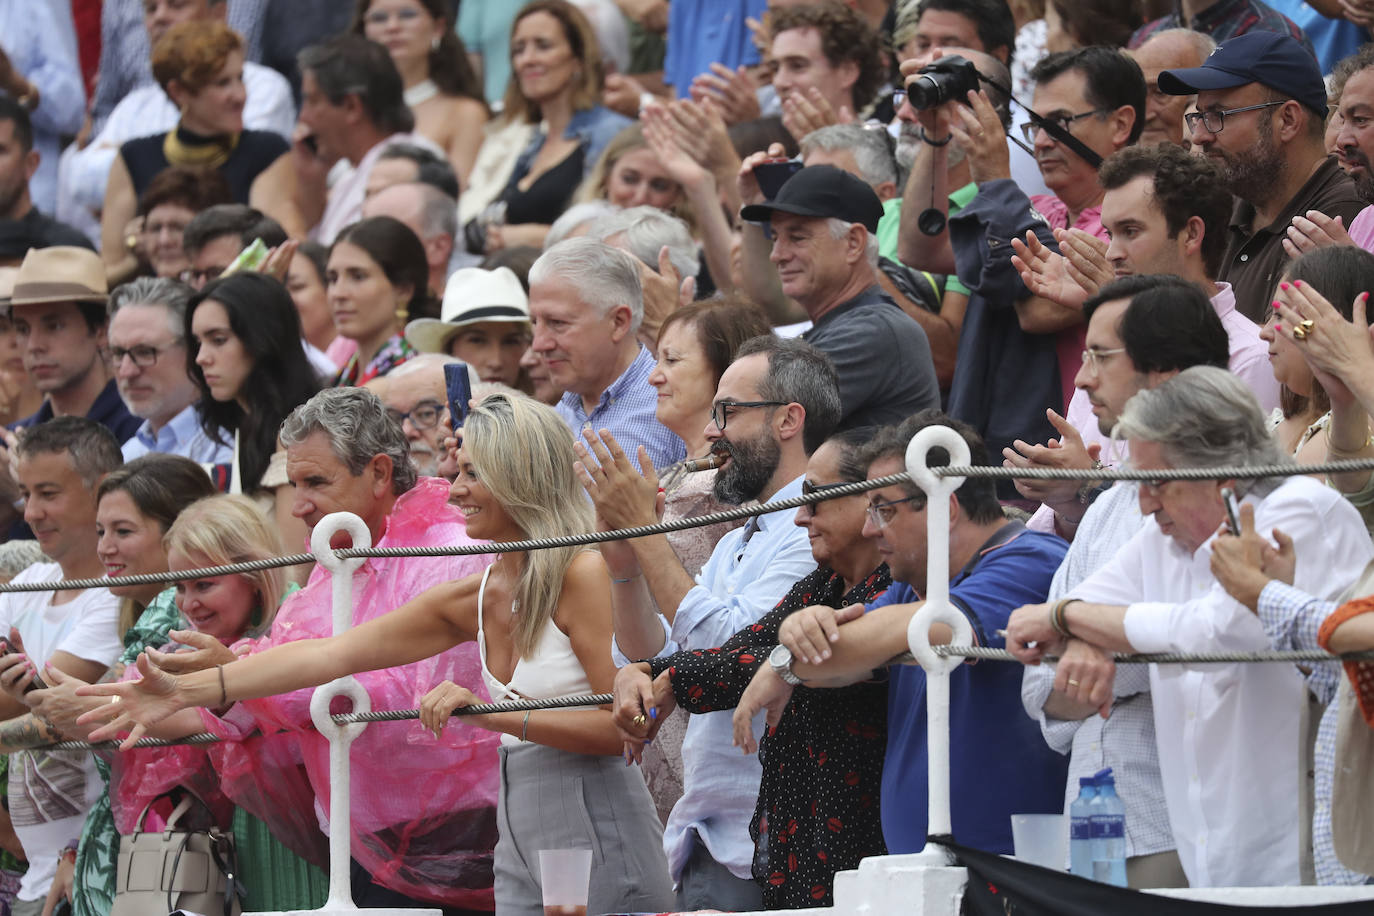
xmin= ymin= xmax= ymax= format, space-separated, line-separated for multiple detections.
xmin=539 ymin=848 xmax=592 ymax=916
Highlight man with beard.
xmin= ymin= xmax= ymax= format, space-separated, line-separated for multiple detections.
xmin=1159 ymin=30 xmax=1363 ymax=322
xmin=578 ymin=335 xmax=839 ymax=912
xmin=1289 ymin=45 xmax=1374 ymax=257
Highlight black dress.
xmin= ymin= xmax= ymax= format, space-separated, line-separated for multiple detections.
xmin=647 ymin=564 xmax=892 ymax=909
xmin=498 ymin=144 xmax=585 ymax=226
xmin=121 ymin=125 xmax=289 ymax=202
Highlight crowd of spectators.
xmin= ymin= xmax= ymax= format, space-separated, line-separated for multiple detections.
xmin=1 ymin=0 xmax=1374 ymax=914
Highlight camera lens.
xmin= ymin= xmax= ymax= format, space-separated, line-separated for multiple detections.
xmin=906 ymin=75 xmax=944 ymax=111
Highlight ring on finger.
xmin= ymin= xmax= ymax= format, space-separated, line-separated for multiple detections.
xmin=1299 ymin=319 xmax=1315 ymax=333
xmin=1293 ymin=326 xmax=1309 ymax=340
xmin=1067 ymin=678 xmax=1081 ymax=686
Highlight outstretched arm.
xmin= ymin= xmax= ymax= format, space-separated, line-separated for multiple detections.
xmin=79 ymin=573 xmax=483 ymax=747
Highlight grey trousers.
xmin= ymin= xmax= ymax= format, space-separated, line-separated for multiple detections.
xmin=675 ymin=832 xmax=765 ymax=913
xmin=494 ymin=741 xmax=674 ymax=916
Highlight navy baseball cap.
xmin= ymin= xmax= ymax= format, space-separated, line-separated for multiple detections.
xmin=1156 ymin=31 xmax=1326 ymax=116
xmin=740 ymin=165 xmax=884 ymax=233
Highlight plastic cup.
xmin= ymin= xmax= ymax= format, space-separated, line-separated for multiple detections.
xmin=539 ymin=848 xmax=592 ymax=916
xmin=1010 ymin=813 xmax=1067 ymax=870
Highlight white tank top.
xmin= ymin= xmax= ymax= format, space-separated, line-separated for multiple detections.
xmin=476 ymin=566 xmax=593 ymax=746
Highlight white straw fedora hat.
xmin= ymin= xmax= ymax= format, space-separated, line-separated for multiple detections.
xmin=406 ymin=266 xmax=530 ymax=354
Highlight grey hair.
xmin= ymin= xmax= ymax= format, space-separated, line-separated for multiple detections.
xmin=593 ymin=206 xmax=698 ymax=279
xmin=0 ymin=540 xmax=46 ymax=579
xmin=825 ymin=218 xmax=881 ymax=269
xmin=800 ymin=124 xmax=898 ymax=190
xmin=529 ymin=237 xmax=644 ymax=332
xmin=108 ymin=277 xmax=195 ymax=333
xmin=415 ymin=182 xmax=458 ymax=242
xmin=1114 ymin=366 xmax=1288 ymax=496
xmin=734 ymin=335 xmax=841 ymax=454
xmin=545 ymin=200 xmax=619 ymax=249
xmin=278 ymin=387 xmax=418 ymax=495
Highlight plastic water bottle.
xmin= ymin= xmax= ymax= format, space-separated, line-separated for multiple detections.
xmin=1090 ymin=768 xmax=1128 ymax=887
xmin=1069 ymin=775 xmax=1097 ymax=878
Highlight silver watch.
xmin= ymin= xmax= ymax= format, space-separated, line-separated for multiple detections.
xmin=769 ymin=644 xmax=804 ymax=686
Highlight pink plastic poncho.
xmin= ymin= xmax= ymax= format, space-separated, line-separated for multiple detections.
xmin=214 ymin=478 xmax=499 ymax=908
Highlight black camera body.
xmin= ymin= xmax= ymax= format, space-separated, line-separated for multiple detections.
xmin=906 ymin=55 xmax=981 ymax=110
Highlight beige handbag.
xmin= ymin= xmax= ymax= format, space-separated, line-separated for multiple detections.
xmin=111 ymin=793 xmax=242 ymax=916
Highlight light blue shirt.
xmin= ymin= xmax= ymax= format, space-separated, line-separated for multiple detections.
xmin=556 ymin=345 xmax=685 ymax=473
xmin=614 ymin=475 xmax=818 ymax=882
xmin=0 ymin=1 xmax=84 ymax=214
xmin=120 ymin=404 xmax=234 ymax=465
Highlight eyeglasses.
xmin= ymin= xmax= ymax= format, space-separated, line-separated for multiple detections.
xmin=387 ymin=399 xmax=444 ymax=430
xmin=866 ymin=494 xmax=922 ymax=529
xmin=710 ymin=399 xmax=787 ymax=431
xmin=180 ymin=266 xmax=226 ymax=288
xmin=1019 ymin=108 xmax=1110 ymax=144
xmin=799 ymin=479 xmax=850 ymax=517
xmin=364 ymin=7 xmax=422 ymax=26
xmin=111 ymin=342 xmax=182 ymax=368
xmin=1080 ymin=346 xmax=1126 ymax=376
xmin=1184 ymin=100 xmax=1286 ymax=135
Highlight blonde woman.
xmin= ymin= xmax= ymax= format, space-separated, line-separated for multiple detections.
xmin=81 ymin=393 xmax=675 ymax=916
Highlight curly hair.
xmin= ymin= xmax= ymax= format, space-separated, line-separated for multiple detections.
xmin=1098 ymin=143 xmax=1232 ymax=279
xmin=768 ymin=3 xmax=885 ymax=113
xmin=151 ymin=20 xmax=243 ymax=95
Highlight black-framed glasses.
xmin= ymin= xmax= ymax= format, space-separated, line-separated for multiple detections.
xmin=710 ymin=399 xmax=788 ymax=431
xmin=387 ymin=399 xmax=444 ymax=430
xmin=1018 ymin=108 xmax=1111 ymax=144
xmin=866 ymin=494 xmax=922 ymax=529
xmin=799 ymin=479 xmax=850 ymax=517
xmin=111 ymin=341 xmax=182 ymax=368
xmin=1184 ymin=100 xmax=1286 ymax=135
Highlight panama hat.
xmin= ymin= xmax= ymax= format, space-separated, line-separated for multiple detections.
xmin=10 ymin=246 xmax=109 ymax=307
xmin=406 ymin=266 xmax=530 ymax=354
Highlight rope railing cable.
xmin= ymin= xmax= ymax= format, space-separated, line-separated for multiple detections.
xmin=37 ymin=642 xmax=1374 ymax=751
xmin=7 ymin=456 xmax=1374 ymax=594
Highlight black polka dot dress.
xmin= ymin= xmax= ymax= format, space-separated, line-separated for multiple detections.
xmin=647 ymin=565 xmax=892 ymax=908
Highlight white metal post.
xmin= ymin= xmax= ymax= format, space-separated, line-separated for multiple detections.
xmin=904 ymin=428 xmax=973 ymax=851
xmin=251 ymin=511 xmax=438 ymax=915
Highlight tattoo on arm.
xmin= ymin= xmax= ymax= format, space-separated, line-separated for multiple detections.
xmin=0 ymin=714 xmax=63 ymax=752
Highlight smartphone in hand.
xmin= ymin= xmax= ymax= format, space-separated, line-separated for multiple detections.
xmin=1220 ymin=486 xmax=1241 ymax=536
xmin=445 ymin=362 xmax=473 ymax=429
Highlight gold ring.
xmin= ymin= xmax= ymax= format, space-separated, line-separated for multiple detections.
xmin=1292 ymin=326 xmax=1308 ymax=340
xmin=632 ymin=714 xmax=646 ymax=726
xmin=1299 ymin=319 xmax=1315 ymax=332
xmin=1067 ymin=679 xmax=1080 ymax=686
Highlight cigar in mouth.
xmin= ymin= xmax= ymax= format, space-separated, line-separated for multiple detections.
xmin=681 ymin=452 xmax=726 ymax=472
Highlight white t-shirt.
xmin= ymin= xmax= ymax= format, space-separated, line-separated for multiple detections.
xmin=0 ymin=562 xmax=122 ymax=902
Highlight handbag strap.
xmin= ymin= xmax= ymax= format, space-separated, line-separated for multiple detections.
xmin=166 ymin=828 xmax=242 ymax=916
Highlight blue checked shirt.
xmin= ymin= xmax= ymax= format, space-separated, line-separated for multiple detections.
xmin=613 ymin=476 xmax=818 ymax=884
xmin=1256 ymin=580 xmax=1370 ymax=886
xmin=556 ymin=345 xmax=686 ymax=473
xmin=1021 ymin=481 xmax=1176 ymax=860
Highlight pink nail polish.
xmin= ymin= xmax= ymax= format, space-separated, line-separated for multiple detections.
xmin=1280 ymin=281 xmax=1291 ymax=290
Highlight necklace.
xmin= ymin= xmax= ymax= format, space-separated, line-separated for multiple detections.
xmin=404 ymin=79 xmax=438 ymax=108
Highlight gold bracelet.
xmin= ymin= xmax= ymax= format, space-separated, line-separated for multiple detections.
xmin=1050 ymin=599 xmax=1076 ymax=640
xmin=521 ymin=710 xmax=531 ymax=742
xmin=216 ymin=664 xmax=227 ymax=706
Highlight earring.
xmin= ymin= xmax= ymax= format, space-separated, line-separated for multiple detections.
xmin=432 ymin=36 xmax=440 ymax=52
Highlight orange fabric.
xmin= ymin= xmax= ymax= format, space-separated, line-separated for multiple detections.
xmin=1319 ymin=596 xmax=1374 ymax=727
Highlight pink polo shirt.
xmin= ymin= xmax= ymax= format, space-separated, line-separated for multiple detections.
xmin=1031 ymin=194 xmax=1104 ymax=411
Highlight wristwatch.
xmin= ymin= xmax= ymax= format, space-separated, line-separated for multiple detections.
xmin=769 ymin=644 xmax=804 ymax=686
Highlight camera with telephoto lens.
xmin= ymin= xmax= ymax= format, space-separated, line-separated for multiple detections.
xmin=905 ymin=55 xmax=981 ymax=110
